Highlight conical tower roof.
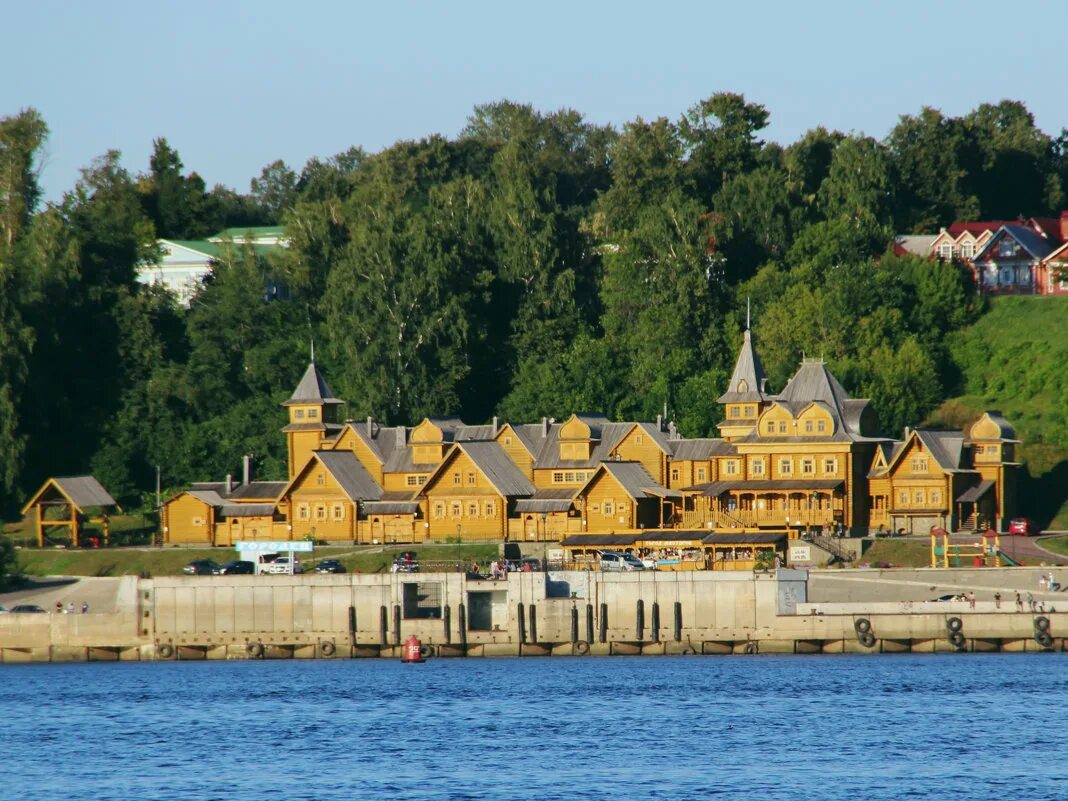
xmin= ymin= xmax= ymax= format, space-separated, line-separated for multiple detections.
xmin=717 ymin=328 xmax=769 ymax=403
xmin=282 ymin=362 xmax=345 ymax=407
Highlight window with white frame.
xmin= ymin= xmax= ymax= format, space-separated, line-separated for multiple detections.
xmin=938 ymin=242 xmax=953 ymax=260
xmin=960 ymin=242 xmax=974 ymax=259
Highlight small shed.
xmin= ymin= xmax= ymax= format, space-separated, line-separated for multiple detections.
xmin=21 ymin=476 xmax=119 ymax=547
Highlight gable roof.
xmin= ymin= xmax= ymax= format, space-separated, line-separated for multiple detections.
xmin=284 ymin=362 xmax=345 ymax=407
xmin=422 ymin=442 xmax=535 ymax=497
xmin=278 ymin=451 xmax=383 ymax=502
xmin=21 ymin=476 xmax=118 ymax=515
xmin=579 ymin=461 xmax=664 ymax=501
xmin=454 ymin=442 xmax=535 ymax=496
xmin=972 ymin=224 xmax=1057 ymax=262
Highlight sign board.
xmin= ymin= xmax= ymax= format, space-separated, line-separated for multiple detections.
xmin=236 ymin=540 xmax=314 ymax=553
xmin=789 ymin=545 xmax=811 ymax=563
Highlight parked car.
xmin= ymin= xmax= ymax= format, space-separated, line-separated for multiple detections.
xmin=598 ymin=550 xmax=645 ymax=571
xmin=9 ymin=604 xmax=47 ymax=613
xmin=213 ymin=560 xmax=255 ymax=575
xmin=265 ymin=556 xmax=303 ymax=574
xmin=183 ymin=559 xmax=220 ymax=575
xmin=314 ymin=559 xmax=346 ymax=574
xmin=1008 ymin=518 xmax=1036 ymax=536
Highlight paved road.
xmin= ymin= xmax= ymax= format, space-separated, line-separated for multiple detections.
xmin=998 ymin=534 xmax=1068 ymax=566
xmin=0 ymin=576 xmax=127 ymax=614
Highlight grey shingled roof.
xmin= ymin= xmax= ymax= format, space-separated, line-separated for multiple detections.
xmin=915 ymin=430 xmax=967 ymax=471
xmin=895 ymin=234 xmax=937 ymax=256
xmin=314 ymin=451 xmax=383 ymax=501
xmin=956 ymin=479 xmax=995 ymax=504
xmin=457 ymin=442 xmax=535 ymax=496
xmin=228 ymin=481 xmax=286 ymax=501
xmin=51 ymin=476 xmax=117 ymax=509
xmin=590 ymin=461 xmax=662 ymax=500
xmin=283 ymin=362 xmax=345 ymax=407
xmin=514 ymin=488 xmax=578 ymax=513
xmin=974 ymin=224 xmax=1057 ymax=261
xmin=718 ymin=328 xmax=770 ymax=403
xmin=684 ymin=479 xmax=843 ymax=496
xmin=361 ymin=501 xmax=420 ymax=515
xmin=776 ymin=360 xmax=850 ymax=415
xmin=219 ymin=503 xmax=276 ymax=517
xmin=670 ymin=438 xmax=733 ymax=461
xmin=535 ymin=421 xmax=633 ymax=469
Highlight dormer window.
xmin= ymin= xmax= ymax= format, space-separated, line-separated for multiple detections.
xmin=998 ymin=239 xmax=1015 ymax=258
xmin=938 ymin=242 xmax=953 ymax=260
xmin=737 ymin=379 xmax=748 ymax=393
xmin=960 ymin=242 xmax=974 ymax=259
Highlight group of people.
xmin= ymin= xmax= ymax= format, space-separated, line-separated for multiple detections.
xmin=471 ymin=559 xmax=534 ymax=580
xmin=1038 ymin=572 xmax=1060 ymax=592
xmin=54 ymin=601 xmax=88 ymax=614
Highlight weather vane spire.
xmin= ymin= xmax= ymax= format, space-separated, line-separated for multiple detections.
xmin=746 ymin=296 xmax=751 ymax=330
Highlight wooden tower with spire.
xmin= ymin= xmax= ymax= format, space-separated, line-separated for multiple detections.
xmin=717 ymin=309 xmax=771 ymax=442
xmin=282 ymin=361 xmax=345 ymax=478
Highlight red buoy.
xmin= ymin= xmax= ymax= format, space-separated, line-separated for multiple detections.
xmin=402 ymin=634 xmax=425 ymax=663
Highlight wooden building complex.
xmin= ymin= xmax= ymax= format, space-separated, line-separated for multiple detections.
xmin=162 ymin=329 xmax=1019 ymax=548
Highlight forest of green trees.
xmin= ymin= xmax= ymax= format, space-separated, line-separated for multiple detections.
xmin=1 ymin=95 xmax=1066 ymax=514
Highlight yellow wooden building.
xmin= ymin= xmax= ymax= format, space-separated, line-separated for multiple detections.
xmin=866 ymin=413 xmax=1019 ymax=534
xmin=160 ymin=335 xmax=1021 ymax=546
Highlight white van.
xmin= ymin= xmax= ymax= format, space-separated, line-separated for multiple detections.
xmin=598 ymin=550 xmax=645 ymax=571
xmin=253 ymin=553 xmax=281 ymax=575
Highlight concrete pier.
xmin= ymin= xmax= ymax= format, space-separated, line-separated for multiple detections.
xmin=1 ymin=568 xmax=1064 ymax=662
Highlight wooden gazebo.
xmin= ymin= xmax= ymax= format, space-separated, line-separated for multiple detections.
xmin=21 ymin=476 xmax=119 ymax=547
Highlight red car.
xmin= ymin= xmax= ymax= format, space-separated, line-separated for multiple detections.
xmin=1008 ymin=518 xmax=1036 ymax=535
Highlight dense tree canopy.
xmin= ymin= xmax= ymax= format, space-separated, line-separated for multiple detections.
xmin=0 ymin=94 xmax=1066 ymax=512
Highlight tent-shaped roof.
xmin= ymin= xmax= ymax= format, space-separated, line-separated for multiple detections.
xmin=21 ymin=476 xmax=118 ymax=515
xmin=283 ymin=362 xmax=345 ymax=407
xmin=578 ymin=461 xmax=665 ymax=501
xmin=718 ymin=328 xmax=769 ymax=403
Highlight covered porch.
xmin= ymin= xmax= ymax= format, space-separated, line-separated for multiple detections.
xmin=679 ymin=480 xmax=844 ymax=532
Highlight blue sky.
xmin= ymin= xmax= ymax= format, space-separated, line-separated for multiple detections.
xmin=6 ymin=0 xmax=1067 ymax=201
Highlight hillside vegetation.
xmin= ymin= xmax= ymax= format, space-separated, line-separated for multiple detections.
xmin=929 ymin=296 xmax=1068 ymax=527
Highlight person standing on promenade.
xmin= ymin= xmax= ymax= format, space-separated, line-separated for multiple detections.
xmin=81 ymin=602 xmax=88 ymax=614
xmin=1015 ymin=592 xmax=1023 ymax=612
xmin=1027 ymin=592 xmax=1035 ymax=612
xmin=967 ymin=591 xmax=976 ymax=609
xmin=994 ymin=592 xmax=1001 ymax=609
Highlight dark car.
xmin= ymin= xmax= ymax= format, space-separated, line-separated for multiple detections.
xmin=314 ymin=559 xmax=347 ymax=574
xmin=183 ymin=559 xmax=220 ymax=575
xmin=392 ymin=551 xmax=418 ymax=573
xmin=213 ymin=560 xmax=255 ymax=575
xmin=10 ymin=604 xmax=47 ymax=613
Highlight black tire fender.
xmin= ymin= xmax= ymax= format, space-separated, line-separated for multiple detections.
xmin=854 ymin=618 xmax=872 ymax=634
xmin=1035 ymin=631 xmax=1053 ymax=648
xmin=949 ymin=631 xmax=965 ymax=648
xmin=947 ymin=617 xmax=963 ymax=633
xmin=247 ymin=641 xmax=264 ymax=658
xmin=157 ymin=643 xmax=174 ymax=659
xmin=418 ymin=643 xmax=433 ymax=659
xmin=860 ymin=632 xmax=876 ymax=648
xmin=574 ymin=640 xmax=590 ymax=656
xmin=1034 ymin=616 xmax=1050 ymax=633
xmin=320 ymin=640 xmax=336 ymax=657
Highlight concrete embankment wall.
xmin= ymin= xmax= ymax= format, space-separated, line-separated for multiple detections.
xmin=1 ymin=569 xmax=1063 ymax=662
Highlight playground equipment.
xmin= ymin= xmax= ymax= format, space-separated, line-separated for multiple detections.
xmin=930 ymin=528 xmax=1006 ymax=568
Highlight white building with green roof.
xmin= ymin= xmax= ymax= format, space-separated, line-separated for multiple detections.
xmin=138 ymin=227 xmax=288 ymax=305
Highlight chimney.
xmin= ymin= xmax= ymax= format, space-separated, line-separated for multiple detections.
xmin=492 ymin=415 xmax=499 ymax=436
xmin=225 ymin=474 xmax=234 ymax=495
xmin=904 ymin=426 xmax=911 ymax=440
xmin=242 ymin=455 xmax=252 ymax=486
xmin=656 ymin=414 xmax=663 ymax=431
xmin=398 ymin=425 xmax=407 ymax=444
xmin=542 ymin=416 xmax=549 ymax=436
xmin=367 ymin=416 xmax=374 ymax=437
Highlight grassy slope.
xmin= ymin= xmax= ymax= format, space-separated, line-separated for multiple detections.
xmin=928 ymin=295 xmax=1068 ymax=529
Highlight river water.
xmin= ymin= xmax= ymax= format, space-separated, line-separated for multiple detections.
xmin=3 ymin=653 xmax=1066 ymax=800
